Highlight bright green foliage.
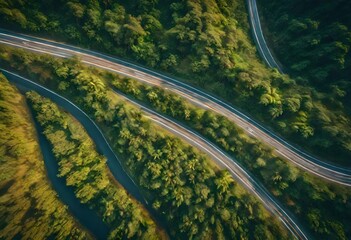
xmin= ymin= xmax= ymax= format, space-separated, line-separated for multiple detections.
xmin=0 ymin=74 xmax=90 ymax=240
xmin=26 ymin=91 xmax=163 ymax=240
xmin=1 ymin=45 xmax=351 ymax=239
xmin=111 ymin=74 xmax=351 ymax=239
xmin=0 ymin=0 xmax=350 ymax=164
xmin=1 ymin=50 xmax=291 ymax=239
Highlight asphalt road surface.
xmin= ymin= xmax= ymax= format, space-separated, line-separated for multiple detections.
xmin=246 ymin=0 xmax=284 ymax=72
xmin=2 ymin=69 xmax=309 ymax=239
xmin=1 ymin=69 xmax=169 ymax=235
xmin=117 ymin=92 xmax=310 ymax=240
xmin=1 ymin=30 xmax=349 ymax=187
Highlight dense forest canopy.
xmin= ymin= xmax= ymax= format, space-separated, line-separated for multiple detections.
xmin=26 ymin=91 xmax=163 ymax=239
xmin=258 ymin=0 xmax=351 ymax=98
xmin=112 ymin=70 xmax=351 ymax=240
xmin=0 ymin=74 xmax=90 ymax=239
xmin=1 ymin=0 xmax=351 ymax=239
xmin=1 ymin=45 xmax=351 ymax=239
xmin=1 ymin=0 xmax=350 ymax=164
xmin=256 ymin=0 xmax=351 ymax=163
xmin=0 ymin=48 xmax=291 ymax=239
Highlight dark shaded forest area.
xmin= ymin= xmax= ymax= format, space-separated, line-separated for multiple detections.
xmin=258 ymin=0 xmax=351 ymax=101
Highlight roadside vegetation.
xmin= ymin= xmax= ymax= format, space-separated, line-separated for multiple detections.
xmin=0 ymin=0 xmax=350 ymax=164
xmin=2 ymin=45 xmax=351 ymax=239
xmin=256 ymin=0 xmax=351 ymax=164
xmin=0 ymin=74 xmax=90 ymax=239
xmin=26 ymin=91 xmax=164 ymax=240
xmin=111 ymin=73 xmax=351 ymax=240
xmin=257 ymin=0 xmax=350 ymax=113
xmin=0 ymin=48 xmax=291 ymax=239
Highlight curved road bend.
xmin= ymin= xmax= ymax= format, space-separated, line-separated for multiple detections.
xmin=0 ymin=31 xmax=350 ymax=187
xmin=116 ymin=92 xmax=310 ymax=240
xmin=34 ymin=119 xmax=109 ymax=239
xmin=246 ymin=0 xmax=283 ymax=72
xmin=1 ymin=69 xmax=169 ymax=235
xmin=2 ymin=68 xmax=309 ymax=239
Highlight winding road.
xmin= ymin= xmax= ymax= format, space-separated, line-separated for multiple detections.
xmin=0 ymin=30 xmax=350 ymax=187
xmin=2 ymin=69 xmax=308 ymax=239
xmin=116 ymin=92 xmax=309 ymax=239
xmin=33 ymin=119 xmax=109 ymax=239
xmin=246 ymin=0 xmax=283 ymax=72
xmin=1 ymin=69 xmax=169 ymax=236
